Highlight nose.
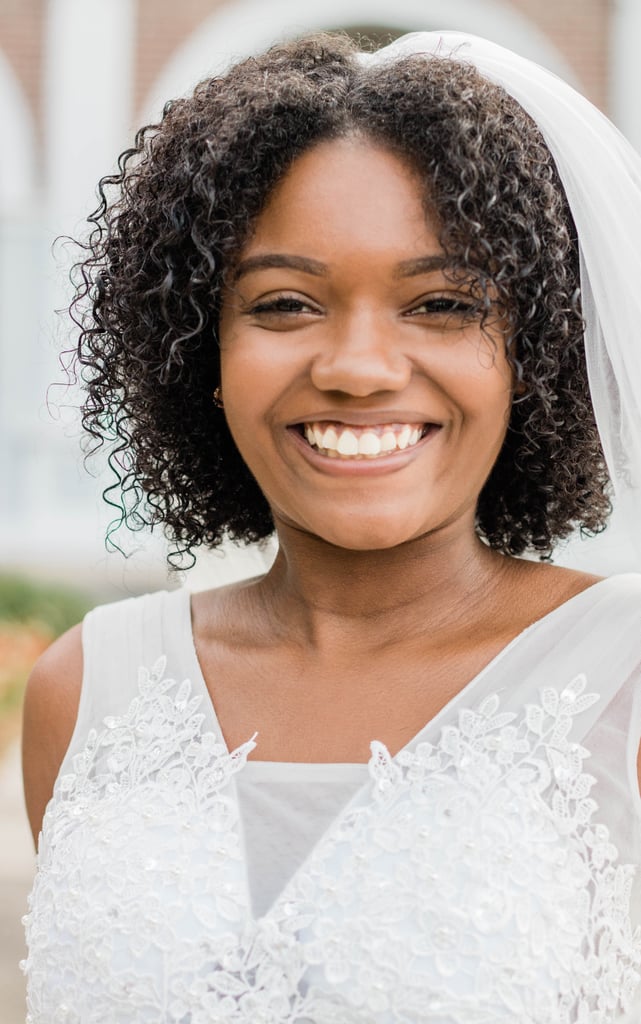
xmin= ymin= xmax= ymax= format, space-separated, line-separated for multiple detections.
xmin=309 ymin=311 xmax=412 ymax=396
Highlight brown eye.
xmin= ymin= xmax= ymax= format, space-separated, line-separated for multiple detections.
xmin=410 ymin=297 xmax=477 ymax=315
xmin=250 ymin=297 xmax=315 ymax=315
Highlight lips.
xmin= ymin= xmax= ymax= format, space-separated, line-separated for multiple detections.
xmin=298 ymin=420 xmax=434 ymax=459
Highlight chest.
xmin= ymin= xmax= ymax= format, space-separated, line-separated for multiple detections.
xmin=195 ymin=635 xmax=515 ymax=763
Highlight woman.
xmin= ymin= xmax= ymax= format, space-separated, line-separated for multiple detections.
xmin=21 ymin=30 xmax=641 ymax=1023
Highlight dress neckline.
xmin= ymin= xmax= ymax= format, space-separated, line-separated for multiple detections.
xmin=174 ymin=574 xmax=639 ymax=922
xmin=176 ymin=574 xmax=623 ymax=767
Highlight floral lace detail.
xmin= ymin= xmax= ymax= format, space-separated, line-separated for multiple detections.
xmin=23 ymin=657 xmax=261 ymax=1023
xmin=272 ymin=674 xmax=641 ymax=1023
xmin=23 ymin=662 xmax=641 ymax=1023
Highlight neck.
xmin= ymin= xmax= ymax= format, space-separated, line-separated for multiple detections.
xmin=254 ymin=519 xmax=510 ymax=652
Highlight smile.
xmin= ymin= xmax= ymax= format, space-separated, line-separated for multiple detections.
xmin=300 ymin=421 xmax=433 ymax=459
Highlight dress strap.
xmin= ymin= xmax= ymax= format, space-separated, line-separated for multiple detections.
xmin=57 ymin=590 xmax=171 ymax=777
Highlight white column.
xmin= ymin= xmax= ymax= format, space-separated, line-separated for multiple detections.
xmin=44 ymin=0 xmax=135 ymax=235
xmin=609 ymin=0 xmax=641 ymax=151
xmin=33 ymin=0 xmax=138 ymax=569
xmin=0 ymin=49 xmax=37 ymax=431
xmin=0 ymin=52 xmax=40 ymax=565
xmin=0 ymin=50 xmax=37 ymax=215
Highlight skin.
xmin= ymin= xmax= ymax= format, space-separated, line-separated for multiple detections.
xmin=23 ymin=137 xmax=604 ymax=845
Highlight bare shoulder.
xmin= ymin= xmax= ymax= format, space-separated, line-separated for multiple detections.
xmin=481 ymin=559 xmax=605 ymax=641
xmin=512 ymin=560 xmax=603 ymax=613
xmin=22 ymin=623 xmax=84 ymax=847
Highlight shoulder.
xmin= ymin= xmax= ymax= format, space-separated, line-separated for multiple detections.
xmin=574 ymin=571 xmax=641 ymax=611
xmin=496 ymin=560 xmax=601 ymax=629
xmin=511 ymin=561 xmax=641 ymax=614
xmin=23 ymin=623 xmax=84 ymax=846
xmin=536 ymin=569 xmax=641 ymax=665
xmin=495 ymin=562 xmax=641 ymax=650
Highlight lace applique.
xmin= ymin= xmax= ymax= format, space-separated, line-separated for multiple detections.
xmin=23 ymin=662 xmax=641 ymax=1023
xmin=23 ymin=657 xmax=260 ymax=1023
xmin=272 ymin=675 xmax=641 ymax=1023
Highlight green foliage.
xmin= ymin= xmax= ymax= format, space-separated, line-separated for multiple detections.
xmin=0 ymin=574 xmax=92 ymax=637
xmin=0 ymin=670 xmax=28 ymax=714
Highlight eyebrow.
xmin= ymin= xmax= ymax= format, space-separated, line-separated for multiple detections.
xmin=394 ymin=255 xmax=450 ymax=278
xmin=232 ymin=252 xmax=451 ymax=281
xmin=233 ymin=254 xmax=328 ymax=280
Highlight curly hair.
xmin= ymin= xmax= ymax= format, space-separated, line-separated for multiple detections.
xmin=70 ymin=32 xmax=610 ymax=566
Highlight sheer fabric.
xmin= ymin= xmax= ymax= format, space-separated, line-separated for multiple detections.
xmin=23 ymin=578 xmax=641 ymax=1022
xmin=237 ymin=761 xmax=368 ymax=918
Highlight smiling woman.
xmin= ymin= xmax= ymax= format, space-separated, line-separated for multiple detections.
xmin=218 ymin=138 xmax=513 ymax=553
xmin=63 ymin=32 xmax=608 ymax=564
xmin=20 ymin=29 xmax=641 ymax=1024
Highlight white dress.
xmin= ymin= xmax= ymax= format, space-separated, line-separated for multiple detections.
xmin=22 ymin=575 xmax=641 ymax=1023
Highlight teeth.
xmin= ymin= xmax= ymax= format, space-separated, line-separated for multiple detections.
xmin=358 ymin=431 xmax=381 ymax=456
xmin=302 ymin=422 xmax=428 ymax=459
xmin=396 ymin=426 xmax=412 ymax=450
xmin=380 ymin=431 xmax=397 ymax=452
xmin=336 ymin=429 xmax=359 ymax=456
xmin=321 ymin=426 xmax=338 ymax=450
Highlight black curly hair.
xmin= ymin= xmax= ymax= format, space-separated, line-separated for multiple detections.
xmin=70 ymin=32 xmax=610 ymax=567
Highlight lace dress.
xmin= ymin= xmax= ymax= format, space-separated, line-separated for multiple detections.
xmin=22 ymin=575 xmax=641 ymax=1023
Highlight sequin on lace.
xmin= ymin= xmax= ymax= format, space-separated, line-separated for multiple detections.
xmin=22 ymin=659 xmax=641 ymax=1023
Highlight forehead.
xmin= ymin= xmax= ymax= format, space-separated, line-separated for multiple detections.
xmin=242 ymin=136 xmax=442 ymax=263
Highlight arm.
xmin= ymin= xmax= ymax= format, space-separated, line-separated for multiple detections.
xmin=22 ymin=623 xmax=83 ymax=848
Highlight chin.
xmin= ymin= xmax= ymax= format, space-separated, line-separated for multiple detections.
xmin=314 ymin=522 xmax=423 ymax=552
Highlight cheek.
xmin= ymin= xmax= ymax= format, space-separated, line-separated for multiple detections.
xmin=471 ymin=334 xmax=514 ymax=419
xmin=218 ymin=334 xmax=284 ymax=474
xmin=479 ymin=387 xmax=514 ymax=469
xmin=219 ymin=318 xmax=261 ymax=406
xmin=453 ymin=358 xmax=513 ymax=458
xmin=440 ymin=334 xmax=513 ymax=425
xmin=480 ymin=374 xmax=513 ymax=430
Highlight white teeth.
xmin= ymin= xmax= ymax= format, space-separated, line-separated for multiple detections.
xmin=380 ymin=431 xmax=397 ymax=452
xmin=358 ymin=431 xmax=382 ymax=456
xmin=396 ymin=426 xmax=412 ymax=450
xmin=336 ymin=429 xmax=359 ymax=456
xmin=321 ymin=426 xmax=338 ymax=450
xmin=302 ymin=421 xmax=429 ymax=459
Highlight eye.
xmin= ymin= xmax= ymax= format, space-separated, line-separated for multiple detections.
xmin=249 ymin=295 xmax=318 ymax=316
xmin=407 ymin=295 xmax=478 ymax=317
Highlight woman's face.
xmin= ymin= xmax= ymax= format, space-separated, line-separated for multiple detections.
xmin=219 ymin=137 xmax=514 ymax=551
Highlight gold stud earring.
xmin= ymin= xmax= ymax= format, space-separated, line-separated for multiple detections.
xmin=213 ymin=386 xmax=224 ymax=408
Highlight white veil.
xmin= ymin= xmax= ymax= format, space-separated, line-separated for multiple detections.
xmin=361 ymin=33 xmax=641 ymax=571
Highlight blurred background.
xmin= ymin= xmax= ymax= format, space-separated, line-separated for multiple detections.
xmin=1 ymin=0 xmax=640 ymax=1019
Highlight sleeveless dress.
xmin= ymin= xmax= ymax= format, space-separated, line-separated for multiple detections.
xmin=22 ymin=575 xmax=641 ymax=1023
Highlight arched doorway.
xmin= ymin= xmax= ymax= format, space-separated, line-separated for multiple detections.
xmin=141 ymin=0 xmax=576 ymax=121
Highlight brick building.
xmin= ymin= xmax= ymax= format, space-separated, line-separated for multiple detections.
xmin=0 ymin=0 xmax=638 ymax=582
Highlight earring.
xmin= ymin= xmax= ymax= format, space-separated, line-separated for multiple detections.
xmin=213 ymin=386 xmax=224 ymax=408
